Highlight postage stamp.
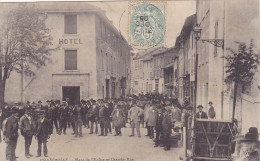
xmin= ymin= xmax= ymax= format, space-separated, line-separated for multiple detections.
xmin=129 ymin=2 xmax=166 ymax=49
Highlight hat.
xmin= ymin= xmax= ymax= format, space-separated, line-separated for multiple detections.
xmin=208 ymin=101 xmax=213 ymax=104
xmin=197 ymin=105 xmax=203 ymax=109
xmin=55 ymin=100 xmax=60 ymax=104
xmin=46 ymin=100 xmax=50 ymax=103
xmin=32 ymin=102 xmax=36 ymax=105
xmin=245 ymin=127 xmax=259 ymax=140
xmin=26 ymin=101 xmax=30 ymax=104
xmin=38 ymin=100 xmax=42 ymax=103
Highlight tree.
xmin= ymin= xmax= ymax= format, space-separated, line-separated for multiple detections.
xmin=224 ymin=40 xmax=260 ymax=122
xmin=0 ymin=4 xmax=56 ymax=108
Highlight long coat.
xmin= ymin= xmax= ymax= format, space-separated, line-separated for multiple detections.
xmin=111 ymin=109 xmax=125 ymax=128
xmin=0 ymin=111 xmax=6 ymax=129
xmin=129 ymin=106 xmax=143 ymax=122
xmin=19 ymin=114 xmax=35 ymax=136
xmin=35 ymin=118 xmax=52 ymax=139
xmin=88 ymin=105 xmax=98 ymax=121
xmin=4 ymin=115 xmax=19 ymax=140
xmin=155 ymin=112 xmax=163 ymax=130
xmin=162 ymin=111 xmax=172 ymax=135
xmin=147 ymin=108 xmax=157 ymax=127
xmin=144 ymin=105 xmax=151 ymax=123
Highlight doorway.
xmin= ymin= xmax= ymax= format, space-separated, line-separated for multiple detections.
xmin=62 ymin=86 xmax=80 ymax=105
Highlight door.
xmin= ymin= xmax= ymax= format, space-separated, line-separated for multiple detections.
xmin=62 ymin=86 xmax=80 ymax=105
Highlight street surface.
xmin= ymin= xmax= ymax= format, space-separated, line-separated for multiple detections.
xmin=0 ymin=124 xmax=181 ymax=161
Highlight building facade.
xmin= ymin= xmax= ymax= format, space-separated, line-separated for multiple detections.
xmin=196 ymin=0 xmax=260 ymax=133
xmin=5 ymin=2 xmax=132 ymax=104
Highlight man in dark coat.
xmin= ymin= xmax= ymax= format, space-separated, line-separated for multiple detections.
xmin=154 ymin=108 xmax=163 ymax=147
xmin=208 ymin=101 xmax=216 ymax=119
xmin=58 ymin=101 xmax=69 ymax=135
xmin=4 ymin=109 xmax=19 ymax=161
xmin=0 ymin=108 xmax=6 ymax=143
xmin=19 ymin=107 xmax=35 ymax=158
xmin=35 ymin=111 xmax=52 ymax=157
xmin=196 ymin=105 xmax=208 ymax=119
xmin=73 ymin=105 xmax=84 ymax=137
xmin=52 ymin=100 xmax=60 ymax=134
xmin=45 ymin=100 xmax=53 ymax=134
xmin=98 ymin=103 xmax=110 ymax=136
xmin=162 ymin=106 xmax=172 ymax=151
xmin=88 ymin=100 xmax=98 ymax=134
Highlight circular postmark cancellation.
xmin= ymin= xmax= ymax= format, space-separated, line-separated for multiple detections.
xmin=129 ymin=3 xmax=165 ymax=49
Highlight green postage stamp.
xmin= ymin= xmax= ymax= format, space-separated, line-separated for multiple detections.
xmin=129 ymin=2 xmax=166 ymax=49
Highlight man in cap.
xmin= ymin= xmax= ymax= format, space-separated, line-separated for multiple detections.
xmin=208 ymin=101 xmax=216 ymax=119
xmin=196 ymin=105 xmax=208 ymax=119
xmin=88 ymin=100 xmax=98 ymax=134
xmin=35 ymin=110 xmax=52 ymax=157
xmin=19 ymin=107 xmax=35 ymax=158
xmin=3 ymin=108 xmax=19 ymax=161
xmin=128 ymin=101 xmax=144 ymax=138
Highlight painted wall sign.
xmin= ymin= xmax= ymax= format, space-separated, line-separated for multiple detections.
xmin=59 ymin=38 xmax=83 ymax=45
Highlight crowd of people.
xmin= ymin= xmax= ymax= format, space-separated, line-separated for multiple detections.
xmin=0 ymin=94 xmax=216 ymax=161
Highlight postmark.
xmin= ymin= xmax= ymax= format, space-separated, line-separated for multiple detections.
xmin=129 ymin=2 xmax=166 ymax=49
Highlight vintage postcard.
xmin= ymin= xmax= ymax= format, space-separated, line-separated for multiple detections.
xmin=0 ymin=0 xmax=259 ymax=161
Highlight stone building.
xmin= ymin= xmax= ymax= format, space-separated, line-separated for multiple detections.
xmin=5 ymin=2 xmax=132 ymax=104
xmin=196 ymin=0 xmax=260 ymax=133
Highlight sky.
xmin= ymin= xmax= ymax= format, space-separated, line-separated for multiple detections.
xmin=0 ymin=0 xmax=196 ymax=50
xmin=90 ymin=1 xmax=196 ymax=49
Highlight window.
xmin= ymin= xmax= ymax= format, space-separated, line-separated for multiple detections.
xmin=65 ymin=50 xmax=77 ymax=70
xmin=64 ymin=15 xmax=77 ymax=34
xmin=135 ymin=81 xmax=139 ymax=85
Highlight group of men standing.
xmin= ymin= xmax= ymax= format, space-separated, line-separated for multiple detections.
xmin=0 ymin=103 xmax=52 ymax=161
xmin=0 ymin=94 xmax=216 ymax=160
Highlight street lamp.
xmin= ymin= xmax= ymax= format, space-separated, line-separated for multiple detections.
xmin=193 ymin=24 xmax=202 ymax=40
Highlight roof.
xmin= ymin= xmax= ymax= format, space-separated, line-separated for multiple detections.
xmin=151 ymin=46 xmax=179 ymax=57
xmin=36 ymin=2 xmax=130 ymax=49
xmin=175 ymin=14 xmax=196 ymax=47
xmin=133 ymin=47 xmax=166 ymax=60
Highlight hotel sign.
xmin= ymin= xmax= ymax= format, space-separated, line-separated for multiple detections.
xmin=59 ymin=38 xmax=83 ymax=45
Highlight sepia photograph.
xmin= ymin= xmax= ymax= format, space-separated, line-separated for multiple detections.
xmin=0 ymin=0 xmax=259 ymax=161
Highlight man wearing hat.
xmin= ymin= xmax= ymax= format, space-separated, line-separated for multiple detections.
xmin=19 ymin=107 xmax=35 ymax=158
xmin=88 ymin=100 xmax=98 ymax=134
xmin=35 ymin=110 xmax=52 ymax=157
xmin=128 ymin=101 xmax=144 ymax=138
xmin=196 ymin=105 xmax=208 ymax=119
xmin=208 ymin=101 xmax=216 ymax=119
xmin=3 ymin=108 xmax=19 ymax=161
xmin=59 ymin=101 xmax=69 ymax=135
xmin=52 ymin=100 xmax=60 ymax=134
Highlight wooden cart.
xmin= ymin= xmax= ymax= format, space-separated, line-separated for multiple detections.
xmin=183 ymin=119 xmax=236 ymax=161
